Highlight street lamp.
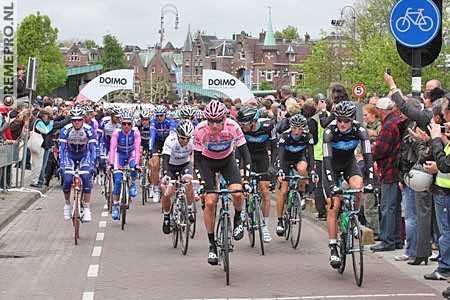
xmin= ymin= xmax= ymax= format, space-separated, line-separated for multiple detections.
xmin=156 ymin=4 xmax=179 ymax=103
xmin=331 ymin=5 xmax=356 ymax=42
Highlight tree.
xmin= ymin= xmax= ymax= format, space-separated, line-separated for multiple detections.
xmin=84 ymin=39 xmax=99 ymax=49
xmin=101 ymin=34 xmax=125 ymax=72
xmin=274 ymin=25 xmax=300 ymax=40
xmin=259 ymin=80 xmax=273 ymax=91
xmin=16 ymin=12 xmax=67 ymax=96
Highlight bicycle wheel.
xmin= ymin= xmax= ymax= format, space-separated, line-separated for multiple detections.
xmin=245 ymin=199 xmax=255 ymax=248
xmin=172 ymin=202 xmax=179 ymax=248
xmin=290 ymin=191 xmax=302 ymax=249
xmin=283 ymin=203 xmax=290 ymax=240
xmin=351 ymin=215 xmax=364 ymax=286
xmin=222 ymin=214 xmax=231 ymax=285
xmin=254 ymin=196 xmax=265 ymax=255
xmin=179 ymin=195 xmax=190 ymax=255
xmin=73 ymin=190 xmax=80 ymax=245
xmin=121 ymin=182 xmax=128 ymax=230
xmin=190 ymin=199 xmax=197 ymax=239
xmin=337 ymin=214 xmax=347 ymax=274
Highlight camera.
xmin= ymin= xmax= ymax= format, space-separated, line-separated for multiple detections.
xmin=441 ymin=125 xmax=447 ymax=133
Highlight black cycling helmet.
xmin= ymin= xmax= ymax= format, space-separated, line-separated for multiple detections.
xmin=289 ymin=114 xmax=308 ymax=129
xmin=236 ymin=106 xmax=259 ymax=124
xmin=176 ymin=120 xmax=194 ymax=137
xmin=334 ymin=101 xmax=356 ymax=119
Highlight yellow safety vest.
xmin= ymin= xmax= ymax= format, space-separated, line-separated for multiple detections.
xmin=311 ymin=111 xmax=328 ymax=161
xmin=436 ymin=142 xmax=450 ymax=188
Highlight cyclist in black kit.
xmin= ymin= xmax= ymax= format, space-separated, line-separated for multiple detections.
xmin=276 ymin=114 xmax=318 ymax=236
xmin=322 ymin=101 xmax=374 ymax=269
xmin=236 ymin=106 xmax=277 ymax=242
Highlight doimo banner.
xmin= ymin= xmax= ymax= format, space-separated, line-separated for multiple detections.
xmin=202 ymin=70 xmax=256 ymax=103
xmin=77 ymin=69 xmax=134 ymax=103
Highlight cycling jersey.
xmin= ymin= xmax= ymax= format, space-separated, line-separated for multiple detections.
xmin=109 ymin=127 xmax=141 ymax=166
xmin=136 ymin=120 xmax=151 ymax=150
xmin=277 ymin=129 xmax=315 ymax=172
xmin=244 ymin=118 xmax=276 ymax=153
xmin=193 ymin=118 xmax=246 ymax=160
xmin=322 ymin=120 xmax=374 ymax=187
xmin=86 ymin=118 xmax=99 ymax=156
xmin=149 ymin=116 xmax=175 ymax=152
xmin=162 ymin=134 xmax=193 ymax=166
xmin=98 ymin=116 xmax=121 ymax=153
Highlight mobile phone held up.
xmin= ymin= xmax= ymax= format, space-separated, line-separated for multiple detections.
xmin=386 ymin=68 xmax=391 ymax=75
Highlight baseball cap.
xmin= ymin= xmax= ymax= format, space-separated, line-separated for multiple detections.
xmin=313 ymin=93 xmax=326 ymax=103
xmin=375 ymin=97 xmax=394 ymax=110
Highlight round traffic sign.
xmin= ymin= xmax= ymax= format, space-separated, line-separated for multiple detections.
xmin=352 ymin=84 xmax=366 ymax=98
xmin=390 ymin=0 xmax=441 ymax=48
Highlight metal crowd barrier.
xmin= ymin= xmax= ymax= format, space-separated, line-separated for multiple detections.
xmin=0 ymin=143 xmax=20 ymax=191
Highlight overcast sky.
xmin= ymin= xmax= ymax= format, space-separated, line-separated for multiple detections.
xmin=18 ymin=0 xmax=357 ymax=48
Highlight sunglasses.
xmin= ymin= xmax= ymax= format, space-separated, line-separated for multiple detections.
xmin=178 ymin=136 xmax=191 ymax=141
xmin=336 ymin=117 xmax=352 ymax=123
xmin=156 ymin=114 xmax=165 ymax=118
xmin=72 ymin=119 xmax=83 ymax=122
xmin=121 ymin=122 xmax=132 ymax=126
xmin=238 ymin=121 xmax=251 ymax=126
xmin=207 ymin=119 xmax=224 ymax=124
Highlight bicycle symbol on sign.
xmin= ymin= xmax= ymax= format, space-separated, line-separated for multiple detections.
xmin=395 ymin=8 xmax=434 ymax=33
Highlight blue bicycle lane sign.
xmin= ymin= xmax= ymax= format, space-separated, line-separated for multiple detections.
xmin=390 ymin=0 xmax=441 ymax=48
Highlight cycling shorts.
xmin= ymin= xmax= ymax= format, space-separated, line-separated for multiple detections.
xmin=199 ymin=152 xmax=241 ymax=190
xmin=251 ymin=151 xmax=271 ymax=181
xmin=166 ymin=162 xmax=193 ymax=180
xmin=323 ymin=157 xmax=362 ymax=198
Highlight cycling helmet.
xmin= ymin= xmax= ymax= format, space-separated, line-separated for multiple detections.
xmin=404 ymin=164 xmax=434 ymax=192
xmin=203 ymin=100 xmax=227 ymax=120
xmin=180 ymin=105 xmax=196 ymax=118
xmin=258 ymin=108 xmax=269 ymax=119
xmin=140 ymin=108 xmax=152 ymax=119
xmin=120 ymin=110 xmax=134 ymax=122
xmin=108 ymin=105 xmax=121 ymax=117
xmin=236 ymin=106 xmax=259 ymax=124
xmin=334 ymin=101 xmax=356 ymax=119
xmin=176 ymin=120 xmax=194 ymax=138
xmin=289 ymin=114 xmax=308 ymax=129
xmin=82 ymin=105 xmax=94 ymax=114
xmin=196 ymin=109 xmax=204 ymax=121
xmin=70 ymin=105 xmax=85 ymax=120
xmin=169 ymin=110 xmax=181 ymax=120
xmin=155 ymin=105 xmax=168 ymax=116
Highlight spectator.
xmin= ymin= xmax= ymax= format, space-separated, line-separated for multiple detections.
xmin=370 ymin=98 xmax=403 ymax=252
xmin=362 ymin=104 xmax=381 ymax=146
xmin=29 ymin=109 xmax=53 ymax=188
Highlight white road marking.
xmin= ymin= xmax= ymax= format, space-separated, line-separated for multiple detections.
xmin=92 ymin=246 xmax=102 ymax=257
xmin=82 ymin=292 xmax=94 ymax=300
xmin=87 ymin=264 xmax=99 ymax=277
xmin=103 ymin=204 xmax=108 ymax=210
xmin=99 ymin=221 xmax=106 ymax=228
xmin=96 ymin=232 xmax=104 ymax=241
xmin=101 ymin=212 xmax=108 ymax=217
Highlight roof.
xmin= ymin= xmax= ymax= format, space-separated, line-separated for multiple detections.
xmin=162 ymin=53 xmax=182 ymax=73
xmin=263 ymin=13 xmax=276 ymax=46
xmin=182 ymin=27 xmax=193 ymax=52
xmin=138 ymin=50 xmax=156 ymax=68
xmin=67 ymin=64 xmax=103 ymax=76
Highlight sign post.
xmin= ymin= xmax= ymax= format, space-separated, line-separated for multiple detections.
xmin=352 ymin=83 xmax=366 ymax=102
xmin=390 ymin=0 xmax=441 ymax=97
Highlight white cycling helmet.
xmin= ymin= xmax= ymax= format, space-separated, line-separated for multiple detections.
xmin=404 ymin=164 xmax=434 ymax=192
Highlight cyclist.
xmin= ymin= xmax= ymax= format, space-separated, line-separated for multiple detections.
xmin=60 ymin=105 xmax=96 ymax=222
xmin=276 ymin=114 xmax=317 ymax=236
xmin=149 ymin=105 xmax=175 ymax=203
xmin=161 ymin=120 xmax=195 ymax=234
xmin=180 ymin=105 xmax=199 ymax=127
xmin=109 ymin=110 xmax=142 ymax=220
xmin=83 ymin=105 xmax=100 ymax=180
xmin=322 ymin=101 xmax=374 ymax=269
xmin=194 ymin=100 xmax=251 ymax=265
xmin=137 ymin=108 xmax=152 ymax=163
xmin=236 ymin=105 xmax=277 ymax=243
xmin=98 ymin=105 xmax=122 ymax=179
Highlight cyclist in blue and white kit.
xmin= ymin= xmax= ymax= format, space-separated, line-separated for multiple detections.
xmin=149 ymin=105 xmax=175 ymax=202
xmin=109 ymin=110 xmax=142 ymax=220
xmin=180 ymin=105 xmax=199 ymax=127
xmin=60 ymin=105 xmax=96 ymax=222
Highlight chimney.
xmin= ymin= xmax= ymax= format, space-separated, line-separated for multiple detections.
xmin=259 ymin=31 xmax=265 ymax=42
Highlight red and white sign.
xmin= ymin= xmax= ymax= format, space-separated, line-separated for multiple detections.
xmin=352 ymin=84 xmax=366 ymax=98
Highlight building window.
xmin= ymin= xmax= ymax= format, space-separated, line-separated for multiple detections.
xmin=259 ymin=70 xmax=265 ymax=77
xmin=297 ymin=73 xmax=305 ymax=86
xmin=200 ymin=66 xmax=203 ymax=75
xmin=194 ymin=66 xmax=199 ymax=75
xmin=211 ymin=61 xmax=217 ymax=70
xmin=240 ymin=51 xmax=245 ymax=60
xmin=289 ymin=53 xmax=295 ymax=62
xmin=196 ymin=46 xmax=201 ymax=56
xmin=152 ymin=67 xmax=156 ymax=74
xmin=266 ymin=71 xmax=273 ymax=82
xmin=210 ymin=49 xmax=215 ymax=56
xmin=185 ymin=64 xmax=190 ymax=74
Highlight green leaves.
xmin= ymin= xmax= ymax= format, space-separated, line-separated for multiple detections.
xmin=17 ymin=12 xmax=67 ymax=96
xmin=101 ymin=34 xmax=125 ymax=72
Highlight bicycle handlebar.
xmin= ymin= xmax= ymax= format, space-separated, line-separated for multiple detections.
xmin=168 ymin=179 xmax=200 ymax=185
xmin=64 ymin=170 xmax=91 ymax=175
xmin=204 ymin=189 xmax=247 ymax=195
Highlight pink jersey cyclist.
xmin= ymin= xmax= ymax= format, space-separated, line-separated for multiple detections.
xmin=193 ymin=118 xmax=246 ymax=160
